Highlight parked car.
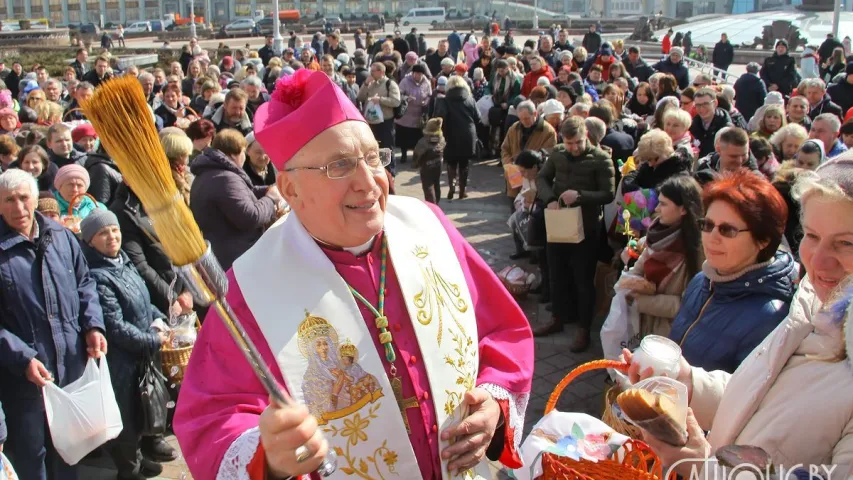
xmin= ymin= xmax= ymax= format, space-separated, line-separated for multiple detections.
xmin=125 ymin=21 xmax=152 ymax=33
xmin=79 ymin=23 xmax=100 ymax=34
xmin=254 ymin=17 xmax=282 ymax=36
xmin=150 ymin=20 xmax=164 ymax=31
xmin=223 ymin=18 xmax=256 ymax=37
xmin=307 ymin=16 xmax=343 ymax=28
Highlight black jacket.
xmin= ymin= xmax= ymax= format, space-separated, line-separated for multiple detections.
xmin=733 ymin=73 xmax=767 ymax=122
xmin=434 ymin=87 xmax=481 ymax=158
xmin=712 ymin=40 xmax=734 ymax=68
xmin=426 ymin=50 xmax=453 ymax=78
xmin=49 ymin=148 xmax=87 ymax=168
xmin=809 ymin=93 xmax=844 ymax=121
xmin=417 ymin=35 xmax=428 ymax=56
xmin=828 ymin=79 xmax=853 ymax=116
xmin=85 ymin=153 xmax=122 ymax=205
xmin=243 ymin=160 xmax=278 ymax=187
xmin=601 ymin=128 xmax=634 ymax=184
xmin=82 ymin=69 xmax=112 ymax=89
xmin=622 ymin=154 xmax=692 ymax=194
xmin=179 ymin=50 xmax=193 ymax=75
xmin=328 ymin=42 xmax=348 ymax=59
xmin=694 ymin=151 xmax=759 ymax=186
xmin=258 ymin=45 xmax=275 ymax=66
xmin=190 ymin=148 xmax=277 ymax=270
xmin=652 ymin=58 xmax=689 ymax=89
xmin=624 ymin=57 xmax=654 ymax=83
xmin=818 ymin=37 xmax=844 ymax=65
xmin=392 ymin=38 xmax=409 ymax=57
xmin=246 ymin=92 xmax=271 ymax=118
xmin=582 ymin=31 xmax=602 ymax=55
xmin=690 ymin=108 xmax=733 ymax=158
xmin=154 ymin=103 xmax=183 ymax=128
xmin=109 ymin=184 xmax=185 ymax=314
xmin=760 ymin=52 xmax=798 ymax=96
xmin=70 ymin=59 xmax=87 ymax=83
xmin=405 ymin=33 xmax=418 ymax=54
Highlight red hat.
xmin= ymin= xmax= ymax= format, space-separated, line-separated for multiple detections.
xmin=72 ymin=123 xmax=97 ymax=143
xmin=454 ymin=63 xmax=468 ymax=74
xmin=254 ymin=69 xmax=364 ymax=169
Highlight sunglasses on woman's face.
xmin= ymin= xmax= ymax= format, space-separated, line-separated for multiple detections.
xmin=697 ymin=218 xmax=748 ymax=238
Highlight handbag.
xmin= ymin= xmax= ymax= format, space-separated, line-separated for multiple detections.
xmin=488 ymin=105 xmax=504 ymax=126
xmin=544 ymin=199 xmax=585 ymax=243
xmin=138 ymin=347 xmax=170 ymax=436
xmin=527 ymin=200 xmax=547 ymax=249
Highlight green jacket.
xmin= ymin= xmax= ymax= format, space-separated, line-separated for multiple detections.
xmin=536 ymin=142 xmax=616 ymax=236
xmin=488 ymin=72 xmax=522 ymax=108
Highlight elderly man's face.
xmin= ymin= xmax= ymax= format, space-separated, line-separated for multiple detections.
xmin=371 ymin=67 xmax=384 ymax=80
xmin=788 ymin=99 xmax=807 ymax=120
xmin=45 ymin=83 xmax=61 ymax=101
xmin=225 ymin=98 xmax=246 ymax=123
xmin=0 ymin=184 xmax=36 ymax=236
xmin=540 ymin=37 xmax=552 ymax=51
xmin=244 ymin=84 xmax=260 ymax=99
xmin=810 ymin=119 xmax=838 ymax=150
xmin=49 ymin=131 xmax=73 ymax=157
xmin=670 ymin=52 xmax=682 ymax=63
xmin=301 ymin=50 xmax=312 ymax=62
xmin=77 ymin=87 xmax=93 ymax=103
xmin=141 ymin=77 xmax=154 ymax=95
xmin=279 ymin=121 xmax=389 ymax=248
xmin=806 ymin=86 xmax=825 ymax=106
xmin=518 ymin=108 xmax=536 ymax=129
xmin=406 ymin=56 xmax=417 ymax=65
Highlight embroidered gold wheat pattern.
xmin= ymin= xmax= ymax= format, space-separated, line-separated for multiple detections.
xmin=324 ymin=403 xmax=400 ymax=479
xmin=411 ymin=245 xmax=469 ymax=345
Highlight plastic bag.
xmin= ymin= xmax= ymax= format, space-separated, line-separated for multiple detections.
xmin=617 ymin=376 xmax=688 ymax=446
xmin=138 ymin=349 xmax=169 ymax=436
xmin=600 ymin=287 xmax=640 ymax=383
xmin=43 ymin=357 xmax=123 ymax=465
xmin=476 ymin=95 xmax=493 ymax=126
xmin=169 ymin=312 xmax=198 ymax=349
xmin=364 ymin=100 xmax=384 ymax=124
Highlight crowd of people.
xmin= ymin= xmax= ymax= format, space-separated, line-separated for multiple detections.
xmin=0 ymin=22 xmax=851 ymax=480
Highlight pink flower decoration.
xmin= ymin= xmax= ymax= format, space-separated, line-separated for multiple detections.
xmin=633 ymin=192 xmax=647 ymax=210
xmin=641 ymin=216 xmax=652 ymax=228
xmin=272 ymin=68 xmax=311 ymax=109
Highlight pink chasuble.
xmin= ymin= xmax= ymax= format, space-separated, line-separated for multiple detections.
xmin=173 ymin=203 xmax=534 ymax=480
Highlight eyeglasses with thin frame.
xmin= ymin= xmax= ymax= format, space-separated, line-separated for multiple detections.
xmin=284 ymin=148 xmax=392 ymax=179
xmin=697 ymin=218 xmax=748 ymax=238
xmin=694 ymin=101 xmax=714 ymax=109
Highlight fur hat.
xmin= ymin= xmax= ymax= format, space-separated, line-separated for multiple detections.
xmin=423 ymin=117 xmax=443 ymax=136
xmin=36 ymin=192 xmax=59 ymax=217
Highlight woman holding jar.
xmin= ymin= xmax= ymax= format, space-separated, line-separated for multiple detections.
xmin=668 ymin=170 xmax=796 ymax=373
xmin=624 ymin=157 xmax=853 ymax=479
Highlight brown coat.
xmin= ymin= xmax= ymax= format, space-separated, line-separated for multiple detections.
xmin=501 ymin=119 xmax=557 ymax=197
xmin=626 ymin=241 xmax=695 ymax=338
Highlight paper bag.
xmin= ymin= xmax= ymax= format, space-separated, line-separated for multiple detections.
xmin=545 ymin=206 xmax=584 ymax=243
xmin=503 ymin=163 xmax=524 ymax=190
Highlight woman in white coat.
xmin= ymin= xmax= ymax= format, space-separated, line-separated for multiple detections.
xmin=624 ymin=155 xmax=853 ymax=479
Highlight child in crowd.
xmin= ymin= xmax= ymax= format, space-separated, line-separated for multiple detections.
xmin=840 ymin=121 xmax=853 ymax=150
xmin=412 ymin=118 xmax=445 ymax=205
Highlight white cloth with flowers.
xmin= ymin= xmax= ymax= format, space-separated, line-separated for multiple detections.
xmin=507 ymin=412 xmax=630 ymax=480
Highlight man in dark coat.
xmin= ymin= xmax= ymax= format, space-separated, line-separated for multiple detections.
xmin=447 ymin=29 xmax=463 ymax=60
xmin=581 ymin=24 xmax=601 ymax=57
xmin=818 ymin=33 xmax=844 ymax=67
xmin=70 ymin=48 xmax=89 ymax=81
xmin=258 ymin=35 xmax=275 ymax=66
xmin=712 ymin=33 xmax=735 ymax=79
xmin=205 ymin=89 xmax=254 ymax=136
xmin=733 ymin=62 xmax=767 ymax=122
xmin=426 ymin=39 xmax=453 ymax=78
xmin=624 ymin=46 xmax=654 ymax=83
xmin=0 ymin=169 xmax=106 ymax=480
xmin=590 ymin=101 xmax=634 ymax=184
xmin=405 ymin=28 xmax=419 ymax=54
xmin=805 ymin=78 xmax=844 ymax=121
xmin=82 ymin=54 xmax=113 ymax=89
xmin=760 ymin=40 xmax=798 ymax=97
xmin=417 ymin=33 xmax=428 ymax=56
xmin=827 ymin=62 xmax=853 ymax=115
xmin=694 ymin=127 xmax=757 ymax=186
xmin=690 ymin=88 xmax=734 ymax=158
xmin=47 ymin=123 xmax=88 ymax=168
xmin=653 ymin=47 xmax=690 ymax=89
xmin=326 ymin=32 xmax=348 ymax=58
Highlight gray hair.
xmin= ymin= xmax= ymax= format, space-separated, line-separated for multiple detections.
xmin=746 ymin=62 xmax=760 ymax=74
xmin=815 ymin=112 xmax=842 ymax=132
xmin=516 ymin=100 xmax=537 ymax=116
xmin=720 ymin=85 xmax=735 ymax=103
xmin=44 ymin=78 xmax=62 ymax=89
xmin=585 ymin=117 xmax=606 ymax=145
xmin=241 ymin=75 xmax=263 ymax=88
xmin=0 ymin=168 xmax=38 ymax=199
xmin=769 ymin=123 xmax=809 ymax=151
xmin=138 ymin=72 xmax=154 ymax=82
xmin=569 ymin=102 xmax=591 ymax=116
xmin=805 ymin=78 xmax=827 ymax=91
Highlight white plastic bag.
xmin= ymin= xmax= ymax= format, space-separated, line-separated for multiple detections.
xmin=43 ymin=357 xmax=123 ymax=465
xmin=476 ymin=95 xmax=493 ymax=126
xmin=600 ymin=287 xmax=641 ymax=384
xmin=364 ymin=100 xmax=384 ymax=124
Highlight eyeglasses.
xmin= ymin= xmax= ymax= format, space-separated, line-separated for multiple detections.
xmin=697 ymin=218 xmax=749 ymax=238
xmin=284 ymin=148 xmax=392 ymax=179
xmin=694 ymin=101 xmax=713 ymax=108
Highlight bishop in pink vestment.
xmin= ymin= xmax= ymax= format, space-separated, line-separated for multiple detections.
xmin=172 ymin=69 xmax=534 ymax=480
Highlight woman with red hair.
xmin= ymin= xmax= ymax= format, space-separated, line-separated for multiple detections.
xmin=668 ymin=170 xmax=797 ymax=373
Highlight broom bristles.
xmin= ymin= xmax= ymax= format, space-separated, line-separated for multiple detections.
xmin=81 ymin=76 xmax=207 ymax=266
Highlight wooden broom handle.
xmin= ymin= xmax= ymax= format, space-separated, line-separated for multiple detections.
xmin=545 ymin=359 xmax=628 ymax=414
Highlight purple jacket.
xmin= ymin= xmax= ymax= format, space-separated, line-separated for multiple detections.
xmin=395 ymin=74 xmax=432 ymax=129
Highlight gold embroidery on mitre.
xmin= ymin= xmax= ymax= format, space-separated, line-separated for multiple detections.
xmin=410 ymin=245 xmax=469 ymax=345
xmin=324 ymin=403 xmax=401 ymax=479
xmin=297 ymin=312 xmax=383 ymax=426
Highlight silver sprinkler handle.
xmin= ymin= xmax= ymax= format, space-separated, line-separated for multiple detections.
xmin=176 ymin=244 xmax=337 ymax=477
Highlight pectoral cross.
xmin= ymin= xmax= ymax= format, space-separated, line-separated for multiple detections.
xmin=391 ymin=376 xmax=419 ymax=434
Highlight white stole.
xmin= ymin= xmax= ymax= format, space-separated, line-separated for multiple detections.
xmin=233 ymin=196 xmax=490 ymax=480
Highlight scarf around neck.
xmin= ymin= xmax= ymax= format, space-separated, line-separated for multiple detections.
xmin=643 ymin=219 xmax=686 ymax=288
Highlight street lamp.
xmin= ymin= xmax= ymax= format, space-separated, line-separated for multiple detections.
xmin=273 ymin=0 xmax=283 ymax=54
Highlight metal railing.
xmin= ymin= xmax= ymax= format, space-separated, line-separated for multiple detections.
xmin=683 ymin=56 xmax=740 ymax=84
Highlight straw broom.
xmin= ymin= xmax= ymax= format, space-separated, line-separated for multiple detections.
xmin=81 ymin=76 xmax=337 ymax=475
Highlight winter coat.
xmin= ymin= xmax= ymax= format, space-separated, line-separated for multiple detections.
xmin=357 ymin=77 xmax=402 ymax=124
xmin=624 ymin=57 xmax=654 ymax=83
xmin=84 ymin=245 xmax=163 ymax=426
xmin=760 ymin=52 xmax=798 ymax=96
xmin=110 ymin=184 xmax=185 ymax=314
xmin=711 ymin=40 xmax=734 ymax=69
xmin=0 ymin=213 xmax=104 ymax=403
xmin=683 ymin=34 xmax=693 ymax=56
xmin=206 ymin=104 xmax=254 ymax=136
xmin=669 ymin=250 xmax=796 ymax=373
xmin=521 ymin=67 xmax=555 ymax=97
xmin=601 ymin=128 xmax=635 ymax=176
xmin=418 ymin=36 xmax=428 ymax=56
xmin=49 ymin=148 xmax=87 ymax=169
xmin=688 ymin=277 xmax=853 ymax=480
xmin=425 ymin=50 xmax=453 ymax=78
xmin=536 ymin=142 xmax=615 ymax=236
xmin=395 ymin=75 xmax=432 ymax=129
xmin=397 ymin=60 xmax=432 ymax=83
xmin=582 ymin=31 xmax=602 ymax=56
xmin=189 ymin=148 xmax=277 ymax=270
xmin=434 ymin=87 xmax=481 ymax=158
xmin=82 ymin=69 xmax=112 ymax=90
xmin=581 ymin=54 xmax=617 ymax=80
xmin=621 ymin=153 xmax=692 ymax=194
xmin=85 ymin=153 xmax=123 ymax=206
xmin=447 ymin=32 xmax=463 ymax=59
xmin=690 ymin=108 xmax=734 ymax=158
xmin=693 ymin=150 xmax=759 ymax=185
xmin=490 ymin=72 xmax=522 ymax=107
xmin=662 ymin=34 xmax=672 ymax=54
xmin=808 ymin=93 xmax=844 ymax=121
xmin=181 ymin=75 xmax=200 ymax=98
xmin=462 ymin=42 xmax=479 ymax=69
xmin=243 ymin=161 xmax=278 ymax=187
xmin=800 ymin=47 xmax=820 ymax=79
xmin=827 ymin=78 xmax=853 ymax=115
xmin=246 ymin=92 xmax=271 ymax=118
xmin=818 ymin=37 xmax=844 ymax=65
xmin=733 ymin=73 xmax=767 ymax=122
xmin=652 ymin=58 xmax=689 ymax=90
xmin=413 ymin=134 xmax=445 ymax=170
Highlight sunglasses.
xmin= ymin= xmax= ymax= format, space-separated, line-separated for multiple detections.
xmin=697 ymin=218 xmax=748 ymax=238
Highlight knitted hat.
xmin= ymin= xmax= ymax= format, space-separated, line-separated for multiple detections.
xmin=454 ymin=63 xmax=468 ymax=74
xmin=37 ymin=192 xmax=59 ymax=217
xmin=80 ymin=208 xmax=119 ymax=243
xmin=54 ymin=164 xmax=90 ymax=191
xmin=776 ymin=39 xmax=789 ymax=50
xmin=0 ymin=108 xmax=17 ymax=121
xmin=765 ymin=91 xmax=784 ymax=105
xmin=539 ymin=99 xmax=564 ymax=117
xmin=423 ymin=117 xmax=443 ymax=136
xmin=72 ymin=123 xmax=97 ymax=143
xmin=813 ymin=152 xmax=853 ymax=197
xmin=441 ymin=57 xmax=455 ymax=68
xmin=670 ymin=46 xmax=684 ymax=58
xmin=437 ymin=76 xmax=448 ymax=87
xmin=336 ymin=53 xmax=350 ymax=65
xmin=600 ymin=43 xmax=613 ymax=56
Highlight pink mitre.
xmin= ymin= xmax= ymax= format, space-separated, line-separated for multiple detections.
xmin=253 ymin=69 xmax=365 ymax=169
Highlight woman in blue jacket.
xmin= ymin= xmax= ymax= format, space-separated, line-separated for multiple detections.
xmin=669 ymin=170 xmax=797 ymax=373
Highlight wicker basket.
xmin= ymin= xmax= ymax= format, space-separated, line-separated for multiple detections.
xmin=497 ymin=265 xmax=532 ymax=299
xmin=542 ymin=359 xmax=674 ymax=480
xmin=161 ymin=315 xmax=201 ymax=384
xmin=60 ymin=192 xmax=99 ymax=234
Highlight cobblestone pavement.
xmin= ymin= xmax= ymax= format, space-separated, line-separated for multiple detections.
xmin=78 ymin=155 xmax=609 ymax=479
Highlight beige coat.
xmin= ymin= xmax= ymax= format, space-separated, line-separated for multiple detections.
xmin=690 ymin=277 xmax=853 ymax=478
xmin=356 ymin=76 xmax=401 ymax=124
xmin=501 ymin=119 xmax=556 ymax=197
xmin=626 ymin=244 xmax=693 ymax=338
